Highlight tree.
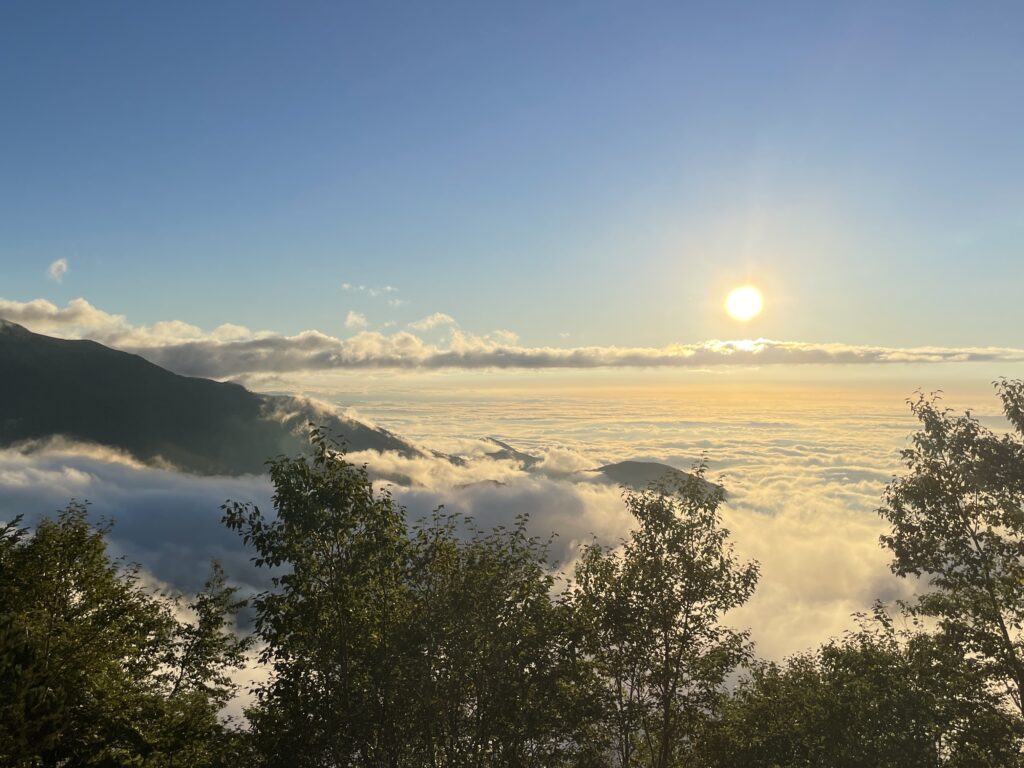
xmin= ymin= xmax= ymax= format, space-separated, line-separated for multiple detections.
xmin=225 ymin=430 xmax=599 ymax=767
xmin=698 ymin=608 xmax=1023 ymax=767
xmin=0 ymin=504 xmax=248 ymax=767
xmin=156 ymin=562 xmax=252 ymax=768
xmin=572 ymin=466 xmax=759 ymax=768
xmin=224 ymin=430 xmax=414 ymax=766
xmin=880 ymin=382 xmax=1024 ymax=719
xmin=403 ymin=510 xmax=600 ymax=767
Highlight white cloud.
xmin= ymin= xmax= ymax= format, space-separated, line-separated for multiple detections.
xmin=490 ymin=329 xmax=519 ymax=345
xmin=342 ymin=282 xmax=400 ymax=299
xmin=381 ymin=455 xmax=910 ymax=662
xmin=0 ymin=384 xmax=923 ymax=665
xmin=0 ymin=446 xmax=272 ymax=593
xmin=409 ymin=312 xmax=456 ymax=331
xmin=4 ymin=296 xmax=1024 ymax=380
xmin=46 ymin=258 xmax=68 ymax=283
xmin=535 ymin=446 xmax=593 ymax=475
xmin=345 ymin=310 xmax=368 ymax=329
xmin=0 ymin=297 xmax=260 ymax=348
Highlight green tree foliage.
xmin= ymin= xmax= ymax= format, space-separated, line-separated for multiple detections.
xmin=224 ymin=430 xmax=413 ymax=766
xmin=403 ymin=511 xmax=598 ymax=766
xmin=16 ymin=379 xmax=1024 ymax=765
xmin=572 ymin=466 xmax=759 ymax=768
xmin=880 ymin=382 xmax=1024 ymax=717
xmin=0 ymin=503 xmax=248 ymax=767
xmin=699 ymin=608 xmax=1023 ymax=767
xmin=224 ymin=429 xmax=593 ymax=767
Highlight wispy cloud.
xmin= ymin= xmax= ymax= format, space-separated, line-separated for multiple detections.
xmin=345 ymin=310 xmax=368 ymax=329
xmin=4 ymin=296 xmax=1024 ymax=378
xmin=342 ymin=282 xmax=399 ymax=298
xmin=46 ymin=258 xmax=68 ymax=283
xmin=408 ymin=312 xmax=455 ymax=331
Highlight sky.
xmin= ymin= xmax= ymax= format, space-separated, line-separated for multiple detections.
xmin=3 ymin=1 xmax=1023 ymax=356
xmin=6 ymin=1 xmax=1024 ymax=693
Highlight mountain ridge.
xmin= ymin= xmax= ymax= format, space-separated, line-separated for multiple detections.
xmin=1 ymin=322 xmax=711 ymax=490
xmin=0 ymin=321 xmax=423 ymax=475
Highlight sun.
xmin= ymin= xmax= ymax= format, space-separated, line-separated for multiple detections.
xmin=725 ymin=285 xmax=763 ymax=322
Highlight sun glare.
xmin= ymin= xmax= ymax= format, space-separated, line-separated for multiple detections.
xmin=725 ymin=285 xmax=763 ymax=322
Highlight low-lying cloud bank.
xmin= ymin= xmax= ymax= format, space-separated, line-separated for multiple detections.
xmin=4 ymin=297 xmax=1023 ymax=379
xmin=0 ymin=445 xmax=273 ymax=592
xmin=0 ymin=437 xmax=910 ymax=662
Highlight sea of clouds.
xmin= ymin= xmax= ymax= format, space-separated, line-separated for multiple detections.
xmin=0 ymin=385 xmax=967 ymax=662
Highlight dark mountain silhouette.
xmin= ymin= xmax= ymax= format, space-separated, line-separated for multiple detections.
xmin=474 ymin=437 xmax=717 ymax=493
xmin=584 ymin=460 xmax=720 ymax=494
xmin=0 ymin=320 xmax=423 ymax=475
xmin=483 ymin=437 xmax=541 ymax=469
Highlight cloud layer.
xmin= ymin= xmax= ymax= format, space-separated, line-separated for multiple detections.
xmin=3 ymin=297 xmax=1024 ymax=379
xmin=0 ymin=376 xmax=927 ymax=664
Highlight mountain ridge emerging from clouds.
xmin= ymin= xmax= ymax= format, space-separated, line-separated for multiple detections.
xmin=584 ymin=460 xmax=720 ymax=494
xmin=0 ymin=320 xmax=423 ymax=475
xmin=479 ymin=435 xmax=715 ymax=493
xmin=0 ymin=320 xmax=711 ymax=488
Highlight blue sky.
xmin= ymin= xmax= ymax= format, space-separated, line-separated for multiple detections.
xmin=2 ymin=1 xmax=1022 ymax=350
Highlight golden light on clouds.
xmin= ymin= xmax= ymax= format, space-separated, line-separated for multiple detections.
xmin=725 ymin=285 xmax=763 ymax=322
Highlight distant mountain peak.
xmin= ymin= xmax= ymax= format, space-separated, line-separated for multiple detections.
xmin=483 ymin=437 xmax=541 ymax=468
xmin=584 ymin=460 xmax=721 ymax=495
xmin=0 ymin=325 xmax=425 ymax=476
xmin=0 ymin=319 xmax=31 ymax=336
